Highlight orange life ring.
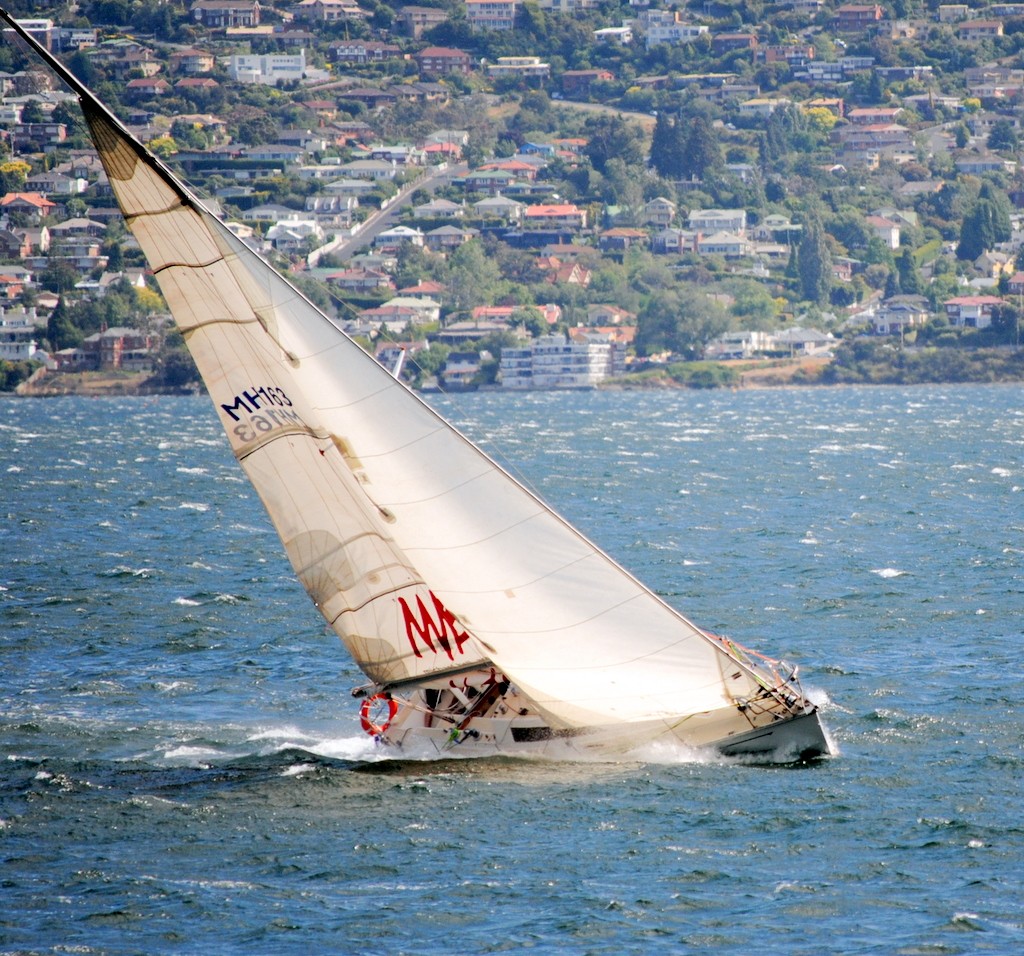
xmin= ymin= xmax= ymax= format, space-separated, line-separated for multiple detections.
xmin=360 ymin=694 xmax=398 ymax=736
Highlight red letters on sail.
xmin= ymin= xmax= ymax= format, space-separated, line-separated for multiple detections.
xmin=399 ymin=592 xmax=471 ymax=661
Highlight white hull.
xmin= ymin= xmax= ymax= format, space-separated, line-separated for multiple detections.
xmin=361 ymin=670 xmax=832 ymax=764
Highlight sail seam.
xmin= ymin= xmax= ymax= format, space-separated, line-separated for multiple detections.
xmin=152 ymin=256 xmax=226 ymax=275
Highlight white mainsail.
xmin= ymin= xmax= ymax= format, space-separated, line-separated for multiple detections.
xmin=3 ymin=13 xmax=796 ymax=738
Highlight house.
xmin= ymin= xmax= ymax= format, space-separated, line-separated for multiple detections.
xmin=342 ymin=88 xmax=398 ymax=111
xmin=459 ymin=169 xmax=519 ymax=195
xmin=472 ymin=195 xmax=525 ymax=222
xmin=705 ymin=329 xmax=773 ymax=359
xmin=176 ymin=77 xmax=221 ymax=96
xmin=191 ymin=0 xmax=261 ymax=28
xmin=358 ymin=303 xmax=424 ymax=332
xmin=415 ymin=47 xmax=473 ymax=77
xmin=761 ymin=44 xmax=816 ymax=66
xmin=956 ymin=152 xmax=1017 ymax=175
xmin=642 ymin=197 xmax=676 ymax=227
xmin=396 ymin=5 xmax=451 ymax=37
xmin=266 ymin=219 xmax=323 ymax=252
xmin=329 ymin=40 xmax=403 ymax=64
xmin=374 ymin=226 xmax=425 ymax=251
xmin=943 ymin=295 xmax=1004 ymax=329
xmin=230 ymin=52 xmax=306 ymax=84
xmin=833 ymin=4 xmax=884 ymax=31
xmin=0 ymin=229 xmax=31 ymax=259
xmin=376 ymin=296 xmax=440 ymax=324
xmin=81 ymin=327 xmax=157 ymax=370
xmin=959 ymin=20 xmax=1004 ymax=40
xmin=865 ymin=215 xmax=900 ymax=249
xmin=738 ymin=97 xmax=791 ymax=118
xmin=336 ymin=158 xmax=397 ymax=180
xmin=712 ymin=33 xmax=758 ymax=54
xmin=0 ymin=192 xmax=57 ymax=221
xmin=414 ymin=198 xmax=464 ymax=218
xmin=974 ymin=250 xmax=1015 ymax=280
xmin=170 ymin=49 xmax=217 ymax=74
xmin=587 ymin=304 xmax=635 ymax=326
xmin=440 ymin=351 xmax=486 ymax=390
xmin=771 ymin=327 xmax=836 ymax=355
xmin=465 ymin=0 xmax=519 ymax=31
xmin=1007 ymin=271 xmax=1024 ymax=295
xmin=599 ymin=227 xmax=648 ymax=252
xmin=49 ymin=217 xmax=105 ymax=240
xmin=0 ymin=273 xmax=26 ymax=303
xmin=697 ymin=231 xmax=752 ymax=258
xmin=399 ymin=280 xmax=447 ymax=303
xmin=478 ymin=160 xmax=539 ymax=181
xmin=291 ymin=0 xmax=367 ymax=22
xmin=561 ymin=69 xmax=614 ymax=96
xmin=524 ymin=203 xmax=587 ymax=230
xmin=126 ymin=77 xmax=172 ymax=98
xmin=847 ymin=107 xmax=904 ymax=125
xmin=325 ymin=268 xmax=395 ymax=292
xmin=424 ymin=225 xmax=480 ymax=252
xmin=651 ymin=228 xmax=696 ymax=255
xmin=688 ymin=208 xmax=747 ymax=235
xmin=0 ymin=306 xmax=41 ymax=361
xmin=871 ymin=297 xmax=930 ymax=335
xmin=537 ymin=256 xmax=591 ymax=285
xmin=486 ymin=57 xmax=551 ymax=81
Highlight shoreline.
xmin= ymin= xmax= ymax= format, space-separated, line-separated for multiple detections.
xmin=7 ymin=353 xmax=1024 ymax=397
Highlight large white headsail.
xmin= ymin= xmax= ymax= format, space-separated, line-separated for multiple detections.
xmin=3 ymin=12 xmax=772 ymax=729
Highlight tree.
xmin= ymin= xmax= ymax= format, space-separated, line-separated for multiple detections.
xmin=680 ymin=114 xmax=723 ymax=181
xmin=988 ymin=119 xmax=1019 ymax=152
xmin=797 ymin=218 xmax=832 ymax=305
xmin=583 ymin=114 xmax=646 ymax=174
xmin=957 ymin=199 xmax=1001 ymax=260
xmin=46 ymin=298 xmax=82 ymax=350
xmin=40 ymin=260 xmax=80 ymax=295
xmin=636 ymin=288 xmax=730 ymax=358
xmin=446 ymin=240 xmax=501 ymax=314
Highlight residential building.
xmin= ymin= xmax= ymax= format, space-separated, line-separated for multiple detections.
xmin=688 ymin=208 xmax=747 ymax=235
xmin=944 ymin=295 xmax=1003 ymax=328
xmin=191 ymin=0 xmax=262 ymax=28
xmin=465 ymin=0 xmax=519 ymax=31
xmin=833 ymin=4 xmax=885 ymax=31
xmin=415 ymin=47 xmax=473 ymax=77
xmin=486 ymin=57 xmax=551 ymax=81
xmin=524 ymin=203 xmax=587 ymax=230
xmin=229 ymin=51 xmax=306 ymax=84
xmin=500 ymin=332 xmax=624 ymax=388
xmin=561 ymin=69 xmax=614 ymax=95
xmin=0 ymin=305 xmax=40 ymax=361
xmin=396 ymin=5 xmax=451 ymax=37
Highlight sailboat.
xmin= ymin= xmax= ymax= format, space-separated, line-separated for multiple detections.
xmin=1 ymin=10 xmax=831 ymax=762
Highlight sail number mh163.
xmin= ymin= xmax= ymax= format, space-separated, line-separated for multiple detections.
xmin=220 ymin=386 xmax=304 ymax=444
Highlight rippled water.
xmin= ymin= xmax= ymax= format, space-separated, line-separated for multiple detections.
xmin=2 ymin=386 xmax=1023 ymax=954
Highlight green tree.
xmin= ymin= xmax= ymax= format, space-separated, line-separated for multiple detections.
xmin=987 ymin=119 xmax=1019 ymax=152
xmin=680 ymin=114 xmax=723 ymax=181
xmin=583 ymin=114 xmax=646 ymax=174
xmin=797 ymin=218 xmax=832 ymax=305
xmin=446 ymin=240 xmax=501 ymax=314
xmin=46 ymin=298 xmax=83 ymax=350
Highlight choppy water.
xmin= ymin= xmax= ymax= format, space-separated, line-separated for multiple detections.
xmin=2 ymin=385 xmax=1023 ymax=954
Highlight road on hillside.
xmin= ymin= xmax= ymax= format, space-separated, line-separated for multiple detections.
xmin=328 ymin=161 xmax=468 ymax=261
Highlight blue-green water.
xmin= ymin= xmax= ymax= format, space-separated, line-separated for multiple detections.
xmin=2 ymin=385 xmax=1023 ymax=954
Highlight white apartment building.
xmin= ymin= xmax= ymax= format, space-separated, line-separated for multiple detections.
xmin=501 ymin=333 xmax=624 ymax=389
